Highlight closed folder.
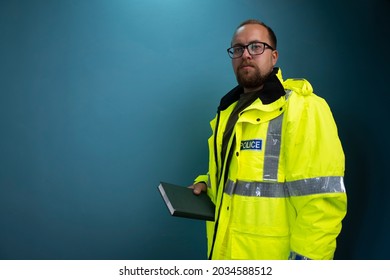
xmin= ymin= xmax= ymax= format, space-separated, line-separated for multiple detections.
xmin=158 ymin=182 xmax=215 ymax=221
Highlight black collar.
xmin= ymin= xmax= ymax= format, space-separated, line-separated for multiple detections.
xmin=218 ymin=67 xmax=285 ymax=112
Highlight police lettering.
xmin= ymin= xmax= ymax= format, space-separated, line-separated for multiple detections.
xmin=240 ymin=139 xmax=263 ymax=151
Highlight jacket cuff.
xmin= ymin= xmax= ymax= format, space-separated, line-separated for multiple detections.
xmin=194 ymin=175 xmax=208 ymax=186
xmin=289 ymin=251 xmax=311 ymax=260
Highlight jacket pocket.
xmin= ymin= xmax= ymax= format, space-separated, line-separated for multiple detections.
xmin=230 ymin=228 xmax=290 ymax=260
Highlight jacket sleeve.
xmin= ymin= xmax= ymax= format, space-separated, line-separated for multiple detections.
xmin=194 ymin=174 xmax=208 ymax=185
xmin=193 ymin=113 xmax=220 ymax=203
xmin=283 ymin=88 xmax=347 ymax=260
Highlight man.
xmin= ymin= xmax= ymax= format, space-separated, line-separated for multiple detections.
xmin=190 ymin=19 xmax=347 ymax=260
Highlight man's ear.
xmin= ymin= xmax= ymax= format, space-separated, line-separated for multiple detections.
xmin=272 ymin=50 xmax=279 ymax=66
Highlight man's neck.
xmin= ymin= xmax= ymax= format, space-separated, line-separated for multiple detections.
xmin=243 ymin=84 xmax=264 ymax=93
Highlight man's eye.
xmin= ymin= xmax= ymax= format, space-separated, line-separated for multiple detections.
xmin=233 ymin=47 xmax=243 ymax=54
xmin=250 ymin=44 xmax=262 ymax=51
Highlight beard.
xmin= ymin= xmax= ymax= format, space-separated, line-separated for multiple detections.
xmin=236 ymin=63 xmax=269 ymax=90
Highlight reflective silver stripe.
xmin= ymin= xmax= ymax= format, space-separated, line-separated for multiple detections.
xmin=263 ymin=113 xmax=283 ymax=182
xmin=252 ymin=90 xmax=290 ymax=181
xmin=286 ymin=176 xmax=346 ymax=196
xmin=224 ymin=177 xmax=345 ymax=198
xmin=224 ymin=179 xmax=288 ymax=198
xmin=284 ymin=89 xmax=292 ymax=99
xmin=289 ymin=251 xmax=311 ymax=260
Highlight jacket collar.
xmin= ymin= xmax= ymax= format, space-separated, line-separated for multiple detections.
xmin=218 ymin=67 xmax=285 ymax=112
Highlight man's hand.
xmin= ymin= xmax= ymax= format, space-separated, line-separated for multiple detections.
xmin=189 ymin=182 xmax=207 ymax=195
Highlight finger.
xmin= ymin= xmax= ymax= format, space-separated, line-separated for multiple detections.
xmin=193 ymin=186 xmax=201 ymax=195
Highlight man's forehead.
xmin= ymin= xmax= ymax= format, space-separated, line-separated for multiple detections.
xmin=232 ymin=24 xmax=268 ymax=44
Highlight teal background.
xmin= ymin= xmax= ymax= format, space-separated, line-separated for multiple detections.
xmin=0 ymin=0 xmax=388 ymax=259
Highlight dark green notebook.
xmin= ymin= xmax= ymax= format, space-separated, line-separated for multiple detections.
xmin=158 ymin=182 xmax=215 ymax=221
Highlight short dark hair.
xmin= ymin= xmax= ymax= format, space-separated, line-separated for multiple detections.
xmin=234 ymin=19 xmax=277 ymax=50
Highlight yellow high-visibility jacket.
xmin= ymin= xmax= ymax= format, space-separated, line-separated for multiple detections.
xmin=195 ymin=68 xmax=347 ymax=260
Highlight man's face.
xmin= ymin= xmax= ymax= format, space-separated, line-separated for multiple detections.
xmin=231 ymin=24 xmax=278 ymax=92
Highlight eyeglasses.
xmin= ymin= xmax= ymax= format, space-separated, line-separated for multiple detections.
xmin=227 ymin=42 xmax=275 ymax=59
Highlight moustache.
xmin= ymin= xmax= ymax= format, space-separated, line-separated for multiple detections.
xmin=239 ymin=62 xmax=256 ymax=69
